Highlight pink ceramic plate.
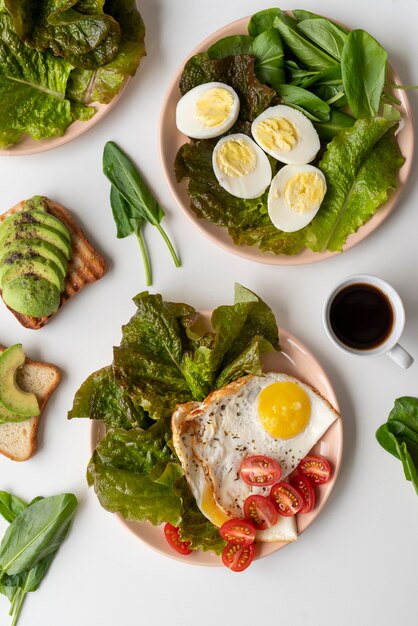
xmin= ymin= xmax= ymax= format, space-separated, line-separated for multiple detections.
xmin=0 ymin=81 xmax=128 ymax=157
xmin=90 ymin=318 xmax=343 ymax=566
xmin=160 ymin=16 xmax=414 ymax=266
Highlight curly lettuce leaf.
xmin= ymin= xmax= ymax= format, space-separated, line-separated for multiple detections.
xmin=0 ymin=13 xmax=92 ymax=147
xmin=66 ymin=0 xmax=146 ymax=104
xmin=174 ymin=138 xmax=308 ymax=256
xmin=179 ymin=53 xmax=276 ymax=121
xmin=307 ymin=115 xmax=404 ymax=252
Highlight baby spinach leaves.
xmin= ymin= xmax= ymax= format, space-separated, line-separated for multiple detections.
xmin=0 ymin=492 xmax=78 ymax=626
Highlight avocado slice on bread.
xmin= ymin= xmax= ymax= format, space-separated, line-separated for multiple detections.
xmin=0 ymin=197 xmax=72 ymax=318
xmin=0 ymin=344 xmax=40 ymax=418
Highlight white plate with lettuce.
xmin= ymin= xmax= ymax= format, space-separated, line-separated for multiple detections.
xmin=161 ymin=9 xmax=414 ymax=265
xmin=0 ymin=0 xmax=146 ymax=156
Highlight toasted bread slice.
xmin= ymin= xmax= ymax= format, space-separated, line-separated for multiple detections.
xmin=0 ymin=346 xmax=61 ymax=461
xmin=0 ymin=198 xmax=107 ymax=329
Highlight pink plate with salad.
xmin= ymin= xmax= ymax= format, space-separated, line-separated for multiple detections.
xmin=160 ymin=10 xmax=414 ymax=265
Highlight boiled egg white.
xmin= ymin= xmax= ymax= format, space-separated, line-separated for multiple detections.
xmin=212 ymin=133 xmax=272 ymax=199
xmin=176 ymin=82 xmax=240 ymax=139
xmin=268 ymin=164 xmax=327 ymax=232
xmin=252 ymin=105 xmax=320 ymax=165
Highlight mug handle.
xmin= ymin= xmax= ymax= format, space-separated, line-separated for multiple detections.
xmin=386 ymin=344 xmax=414 ymax=369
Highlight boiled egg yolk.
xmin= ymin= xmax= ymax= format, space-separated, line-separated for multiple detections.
xmin=258 ymin=381 xmax=311 ymax=439
xmin=216 ymin=137 xmax=257 ymax=178
xmin=195 ymin=87 xmax=234 ymax=128
xmin=253 ymin=117 xmax=298 ymax=153
xmin=284 ymin=171 xmax=326 ymax=213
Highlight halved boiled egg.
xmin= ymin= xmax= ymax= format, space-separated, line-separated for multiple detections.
xmin=268 ymin=164 xmax=327 ymax=232
xmin=176 ymin=82 xmax=240 ymax=139
xmin=212 ymin=133 xmax=272 ymax=199
xmin=252 ymin=105 xmax=320 ymax=165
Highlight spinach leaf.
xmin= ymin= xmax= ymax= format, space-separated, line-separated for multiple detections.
xmin=274 ymin=13 xmax=338 ymax=70
xmin=296 ymin=18 xmax=347 ymax=60
xmin=0 ymin=493 xmax=26 ymax=524
xmin=341 ymin=29 xmax=387 ymax=118
xmin=208 ymin=34 xmax=253 ymax=57
xmin=0 ymin=494 xmax=77 ymax=577
xmin=314 ymin=108 xmax=355 ymax=140
xmin=276 ymin=84 xmax=330 ymax=121
xmin=248 ymin=8 xmax=283 ymax=37
xmin=376 ymin=397 xmax=418 ymax=494
xmin=179 ymin=53 xmax=276 ymax=121
xmin=103 ymin=141 xmax=180 ymax=276
xmin=251 ymin=28 xmax=285 ymax=89
xmin=307 ymin=116 xmax=404 ymax=252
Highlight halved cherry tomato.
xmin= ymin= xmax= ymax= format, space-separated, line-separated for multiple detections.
xmin=164 ymin=523 xmax=192 ymax=555
xmin=270 ymin=482 xmax=303 ymax=516
xmin=290 ymin=474 xmax=315 ymax=513
xmin=240 ymin=455 xmax=282 ymax=486
xmin=219 ymin=519 xmax=256 ymax=545
xmin=243 ymin=495 xmax=279 ymax=530
xmin=298 ymin=455 xmax=332 ymax=485
xmin=222 ymin=541 xmax=255 ymax=572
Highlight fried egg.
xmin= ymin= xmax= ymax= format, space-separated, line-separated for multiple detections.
xmin=172 ymin=373 xmax=338 ymax=543
xmin=212 ymin=133 xmax=272 ymax=199
xmin=176 ymin=82 xmax=240 ymax=139
xmin=268 ymin=164 xmax=327 ymax=232
xmin=251 ymin=105 xmax=320 ymax=165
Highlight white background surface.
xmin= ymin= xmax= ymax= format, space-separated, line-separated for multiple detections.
xmin=0 ymin=1 xmax=417 ymax=624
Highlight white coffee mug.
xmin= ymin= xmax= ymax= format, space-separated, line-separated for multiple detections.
xmin=323 ymin=274 xmax=414 ymax=370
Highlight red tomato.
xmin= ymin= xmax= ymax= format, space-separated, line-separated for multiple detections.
xmin=298 ymin=455 xmax=332 ymax=485
xmin=243 ymin=495 xmax=279 ymax=530
xmin=222 ymin=541 xmax=255 ymax=572
xmin=290 ymin=474 xmax=315 ymax=513
xmin=164 ymin=523 xmax=192 ymax=555
xmin=240 ymin=455 xmax=282 ymax=486
xmin=219 ymin=519 xmax=256 ymax=545
xmin=270 ymin=482 xmax=304 ymax=516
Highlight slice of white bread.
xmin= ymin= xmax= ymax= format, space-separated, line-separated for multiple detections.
xmin=0 ymin=346 xmax=61 ymax=461
xmin=0 ymin=197 xmax=107 ymax=330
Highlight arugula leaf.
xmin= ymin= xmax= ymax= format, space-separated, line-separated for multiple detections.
xmin=307 ymin=116 xmax=404 ymax=252
xmin=179 ymin=53 xmax=276 ymax=121
xmin=341 ymin=29 xmax=387 ymax=118
xmin=296 ymin=18 xmax=347 ymax=60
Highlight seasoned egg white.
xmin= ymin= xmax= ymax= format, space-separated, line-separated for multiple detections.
xmin=252 ymin=105 xmax=320 ymax=165
xmin=268 ymin=164 xmax=327 ymax=232
xmin=212 ymin=133 xmax=272 ymax=199
xmin=172 ymin=373 xmax=338 ymax=543
xmin=176 ymin=82 xmax=240 ymax=139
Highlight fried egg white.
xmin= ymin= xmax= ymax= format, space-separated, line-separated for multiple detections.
xmin=172 ymin=373 xmax=338 ymax=543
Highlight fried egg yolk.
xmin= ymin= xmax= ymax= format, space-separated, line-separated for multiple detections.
xmin=283 ymin=171 xmax=326 ymax=214
xmin=253 ymin=117 xmax=299 ymax=153
xmin=216 ymin=138 xmax=257 ymax=178
xmin=258 ymin=381 xmax=311 ymax=439
xmin=195 ymin=87 xmax=235 ymax=128
xmin=201 ymin=485 xmax=230 ymax=527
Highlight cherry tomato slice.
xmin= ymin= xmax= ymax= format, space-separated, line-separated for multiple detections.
xmin=222 ymin=541 xmax=255 ymax=572
xmin=290 ymin=474 xmax=315 ymax=513
xmin=240 ymin=455 xmax=282 ymax=486
xmin=270 ymin=482 xmax=304 ymax=516
xmin=298 ymin=455 xmax=332 ymax=485
xmin=219 ymin=519 xmax=256 ymax=545
xmin=243 ymin=495 xmax=279 ymax=530
xmin=164 ymin=523 xmax=192 ymax=555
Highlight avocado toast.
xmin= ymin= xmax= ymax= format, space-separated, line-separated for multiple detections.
xmin=0 ymin=196 xmax=107 ymax=329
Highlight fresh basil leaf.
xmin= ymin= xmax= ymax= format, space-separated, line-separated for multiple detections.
xmin=274 ymin=13 xmax=338 ymax=70
xmin=314 ymin=108 xmax=354 ymax=140
xmin=296 ymin=18 xmax=347 ymax=60
xmin=248 ymin=8 xmax=284 ymax=37
xmin=307 ymin=116 xmax=404 ymax=252
xmin=341 ymin=29 xmax=388 ymax=118
xmin=276 ymin=84 xmax=330 ymax=121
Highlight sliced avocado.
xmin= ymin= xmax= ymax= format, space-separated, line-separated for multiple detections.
xmin=2 ymin=275 xmax=61 ymax=317
xmin=24 ymin=195 xmax=49 ymax=212
xmin=0 ymin=254 xmax=65 ymax=291
xmin=0 ymin=239 xmax=68 ymax=277
xmin=0 ymin=344 xmax=39 ymax=418
xmin=0 ymin=223 xmax=72 ymax=260
xmin=0 ymin=210 xmax=71 ymax=244
xmin=0 ymin=401 xmax=31 ymax=423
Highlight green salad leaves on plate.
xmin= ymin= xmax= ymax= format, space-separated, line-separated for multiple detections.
xmin=0 ymin=0 xmax=146 ymax=147
xmin=69 ymin=284 xmax=280 ymax=553
xmin=174 ymin=7 xmax=407 ymax=257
